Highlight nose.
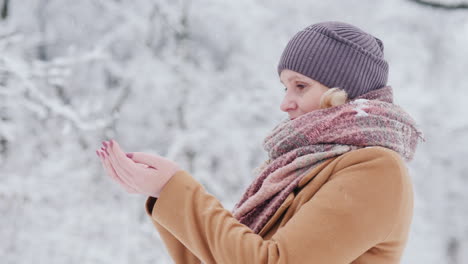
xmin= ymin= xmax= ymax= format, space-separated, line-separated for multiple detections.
xmin=280 ymin=94 xmax=297 ymax=113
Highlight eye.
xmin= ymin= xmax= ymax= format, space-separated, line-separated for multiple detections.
xmin=297 ymin=84 xmax=306 ymax=89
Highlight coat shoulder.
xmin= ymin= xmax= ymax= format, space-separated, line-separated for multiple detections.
xmin=326 ymin=146 xmax=413 ymax=208
xmin=334 ymin=146 xmax=408 ymax=173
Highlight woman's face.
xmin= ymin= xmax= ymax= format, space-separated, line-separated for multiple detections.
xmin=279 ymin=69 xmax=329 ymax=120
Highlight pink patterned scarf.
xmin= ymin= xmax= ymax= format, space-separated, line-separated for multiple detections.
xmin=231 ymin=85 xmax=425 ymax=234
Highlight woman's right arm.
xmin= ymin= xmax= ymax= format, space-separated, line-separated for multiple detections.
xmin=145 ymin=147 xmax=410 ymax=264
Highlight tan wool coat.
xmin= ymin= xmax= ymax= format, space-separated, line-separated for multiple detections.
xmin=144 ymin=146 xmax=414 ymax=264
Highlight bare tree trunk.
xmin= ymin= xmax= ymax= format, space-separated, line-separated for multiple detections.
xmin=173 ymin=0 xmax=196 ymax=172
xmin=1 ymin=0 xmax=9 ymax=20
xmin=36 ymin=0 xmax=50 ymax=61
xmin=447 ymin=237 xmax=460 ymax=264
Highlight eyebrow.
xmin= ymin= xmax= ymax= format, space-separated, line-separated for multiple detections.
xmin=280 ymin=76 xmax=306 ymax=84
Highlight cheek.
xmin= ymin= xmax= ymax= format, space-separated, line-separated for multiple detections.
xmin=301 ymin=91 xmax=323 ymax=110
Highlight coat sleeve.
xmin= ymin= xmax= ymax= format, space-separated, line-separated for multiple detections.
xmin=145 ymin=197 xmax=201 ymax=264
xmin=146 ymin=148 xmax=411 ymax=264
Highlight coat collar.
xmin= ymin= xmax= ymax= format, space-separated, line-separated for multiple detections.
xmin=258 ymin=156 xmax=338 ymax=236
xmin=297 ymin=157 xmax=338 ymax=188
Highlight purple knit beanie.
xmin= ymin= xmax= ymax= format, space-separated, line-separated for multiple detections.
xmin=277 ymin=21 xmax=389 ymax=99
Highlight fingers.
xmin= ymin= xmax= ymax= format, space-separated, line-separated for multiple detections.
xmin=98 ymin=139 xmax=164 ymax=197
xmin=100 ymin=141 xmax=142 ymax=192
xmin=105 ymin=145 xmax=137 ymax=187
xmin=105 ymin=140 xmax=148 ymax=187
xmin=107 ymin=140 xmax=139 ymax=171
xmin=105 ymin=156 xmax=139 ymax=194
xmin=97 ymin=150 xmax=139 ymax=194
xmin=126 ymin=152 xmax=160 ymax=170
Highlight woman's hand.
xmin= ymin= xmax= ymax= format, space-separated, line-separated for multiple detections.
xmin=96 ymin=139 xmax=182 ymax=198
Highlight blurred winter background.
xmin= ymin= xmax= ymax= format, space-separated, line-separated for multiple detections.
xmin=1 ymin=0 xmax=467 ymax=263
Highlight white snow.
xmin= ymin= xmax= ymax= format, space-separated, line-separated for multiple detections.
xmin=1 ymin=0 xmax=468 ymax=263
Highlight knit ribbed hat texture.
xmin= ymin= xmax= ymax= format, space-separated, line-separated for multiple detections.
xmin=277 ymin=21 xmax=389 ymax=99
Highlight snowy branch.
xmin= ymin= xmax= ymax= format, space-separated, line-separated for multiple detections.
xmin=1 ymin=50 xmax=116 ymax=131
xmin=408 ymin=0 xmax=468 ymax=9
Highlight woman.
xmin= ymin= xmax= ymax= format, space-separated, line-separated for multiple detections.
xmin=96 ymin=21 xmax=424 ymax=263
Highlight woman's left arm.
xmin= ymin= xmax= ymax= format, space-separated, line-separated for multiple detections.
xmin=97 ymin=140 xmax=411 ymax=264
xmin=145 ymin=197 xmax=202 ymax=264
